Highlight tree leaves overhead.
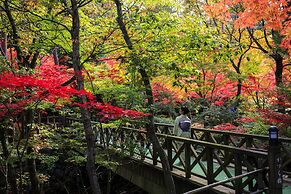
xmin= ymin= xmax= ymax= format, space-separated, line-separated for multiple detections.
xmin=0 ymin=0 xmax=289 ymax=126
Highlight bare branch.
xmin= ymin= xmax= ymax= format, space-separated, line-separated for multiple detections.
xmin=8 ymin=1 xmax=71 ymax=33
xmin=78 ymin=0 xmax=92 ymax=8
xmin=62 ymin=0 xmax=73 ymax=14
xmin=247 ymin=27 xmax=269 ymax=54
xmin=114 ymin=0 xmax=133 ymax=49
xmin=263 ymin=28 xmax=273 ymax=50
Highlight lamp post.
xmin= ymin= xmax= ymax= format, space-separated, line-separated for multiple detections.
xmin=268 ymin=126 xmax=282 ymax=194
xmin=269 ymin=126 xmax=279 ymax=146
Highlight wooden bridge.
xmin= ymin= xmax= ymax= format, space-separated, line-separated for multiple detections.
xmin=42 ymin=116 xmax=291 ymax=194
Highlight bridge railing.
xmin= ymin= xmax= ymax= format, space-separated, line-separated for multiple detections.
xmin=40 ymin=116 xmax=283 ymax=193
xmin=95 ymin=124 xmax=269 ymax=193
xmin=154 ymin=122 xmax=291 ymax=175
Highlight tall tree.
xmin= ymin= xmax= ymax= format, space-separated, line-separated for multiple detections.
xmin=69 ymin=0 xmax=102 ymax=193
xmin=1 ymin=0 xmax=40 ymax=68
xmin=0 ymin=1 xmax=42 ymax=193
xmin=113 ymin=0 xmax=176 ymax=193
xmin=205 ymin=0 xmax=291 ymax=112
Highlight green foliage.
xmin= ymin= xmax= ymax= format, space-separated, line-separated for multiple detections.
xmin=97 ymin=84 xmax=146 ymax=110
xmin=38 ymin=155 xmax=59 ymax=171
xmin=154 ymin=116 xmax=175 ymax=124
xmin=238 ymin=116 xmax=269 ymax=135
xmin=243 ymin=121 xmax=269 ymax=135
xmin=66 ymin=155 xmax=86 ymax=164
xmin=0 ymin=56 xmax=10 ymax=73
xmin=95 ymin=150 xmax=119 ymax=170
xmin=200 ymin=104 xmax=238 ymax=127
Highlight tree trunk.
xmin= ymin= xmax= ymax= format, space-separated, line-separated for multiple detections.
xmin=52 ymin=47 xmax=59 ymax=65
xmin=3 ymin=1 xmax=39 ymax=68
xmin=230 ymin=57 xmax=244 ymax=105
xmin=3 ymin=0 xmax=22 ymax=64
xmin=139 ymin=68 xmax=176 ymax=194
xmin=0 ymin=126 xmax=18 ymax=194
xmin=235 ymin=75 xmax=242 ymax=107
xmin=27 ymin=146 xmax=40 ymax=194
xmin=7 ymin=164 xmax=18 ymax=194
xmin=24 ymin=110 xmax=41 ymax=194
xmin=0 ymin=32 xmax=7 ymax=57
xmin=273 ymin=54 xmax=283 ymax=87
xmin=237 ymin=79 xmax=242 ymax=97
xmin=70 ymin=1 xmax=101 ymax=194
xmin=248 ymin=28 xmax=285 ymax=113
xmin=0 ymin=126 xmax=8 ymax=194
xmin=113 ymin=1 xmax=176 ymax=192
xmin=106 ymin=169 xmax=111 ymax=194
xmin=271 ymin=53 xmax=285 ymax=113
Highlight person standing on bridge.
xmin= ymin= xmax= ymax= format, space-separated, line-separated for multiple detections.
xmin=173 ymin=106 xmax=191 ymax=164
xmin=173 ymin=105 xmax=191 ymax=138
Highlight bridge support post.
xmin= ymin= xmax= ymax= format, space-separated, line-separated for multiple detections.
xmin=185 ymin=142 xmax=191 ymax=178
xmin=257 ymin=158 xmax=265 ymax=191
xmin=206 ymin=147 xmax=214 ymax=184
xmin=268 ymin=126 xmax=283 ymax=194
xmin=153 ymin=144 xmax=158 ymax=165
xmin=167 ymin=138 xmax=173 ymax=170
xmin=234 ymin=153 xmax=242 ymax=193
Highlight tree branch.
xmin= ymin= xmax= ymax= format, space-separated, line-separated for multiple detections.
xmin=62 ymin=0 xmax=73 ymax=15
xmin=247 ymin=27 xmax=268 ymax=53
xmin=114 ymin=0 xmax=133 ymax=49
xmin=78 ymin=0 xmax=92 ymax=8
xmin=8 ymin=1 xmax=71 ymax=33
xmin=263 ymin=28 xmax=273 ymax=50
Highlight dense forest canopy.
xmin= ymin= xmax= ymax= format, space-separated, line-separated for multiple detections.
xmin=0 ymin=0 xmax=290 ymax=193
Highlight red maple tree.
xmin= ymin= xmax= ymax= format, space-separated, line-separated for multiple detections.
xmin=0 ymin=55 xmax=148 ymax=121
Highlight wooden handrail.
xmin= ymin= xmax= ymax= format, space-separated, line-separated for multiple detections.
xmin=41 ymin=115 xmax=271 ymax=193
xmin=155 ymin=122 xmax=291 ymax=143
xmin=121 ymin=126 xmax=268 ymax=158
xmin=43 ymin=116 xmax=291 ymax=143
xmin=42 ymin=116 xmax=291 ymax=149
xmin=183 ymin=168 xmax=267 ymax=194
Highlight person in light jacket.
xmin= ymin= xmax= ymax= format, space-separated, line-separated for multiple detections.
xmin=173 ymin=106 xmax=191 ymax=164
xmin=173 ymin=106 xmax=191 ymax=138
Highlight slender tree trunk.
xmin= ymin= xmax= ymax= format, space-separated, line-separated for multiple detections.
xmin=0 ymin=166 xmax=7 ymax=194
xmin=28 ymin=52 xmax=39 ymax=69
xmin=0 ymin=127 xmax=18 ymax=194
xmin=235 ymin=74 xmax=242 ymax=107
xmin=7 ymin=165 xmax=18 ymax=194
xmin=237 ymin=79 xmax=242 ymax=97
xmin=114 ymin=1 xmax=176 ymax=193
xmin=106 ymin=169 xmax=111 ymax=194
xmin=0 ymin=126 xmax=8 ymax=194
xmin=273 ymin=54 xmax=283 ymax=87
xmin=0 ymin=32 xmax=7 ymax=57
xmin=234 ymin=69 xmax=242 ymax=107
xmin=52 ymin=47 xmax=59 ymax=65
xmin=3 ymin=0 xmax=22 ymax=64
xmin=3 ymin=1 xmax=39 ymax=68
xmin=22 ymin=109 xmax=41 ymax=194
xmin=271 ymin=53 xmax=285 ymax=113
xmin=230 ymin=57 xmax=244 ymax=105
xmin=70 ymin=1 xmax=101 ymax=194
xmin=27 ymin=146 xmax=40 ymax=194
xmin=248 ymin=28 xmax=285 ymax=113
xmin=139 ymin=68 xmax=176 ymax=194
